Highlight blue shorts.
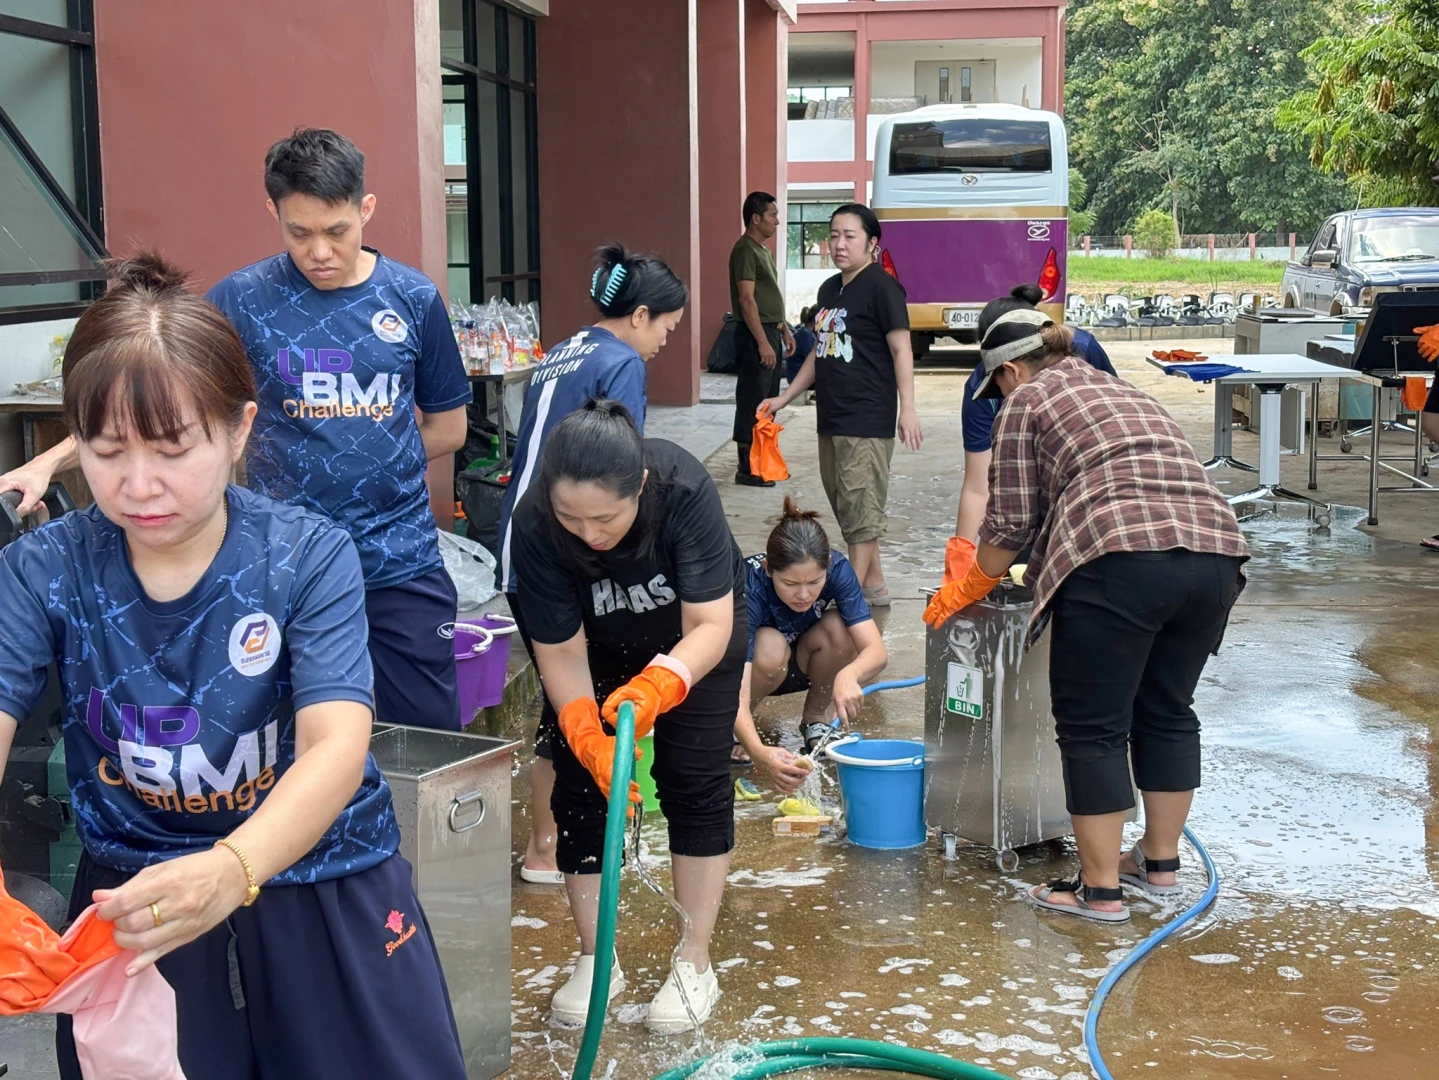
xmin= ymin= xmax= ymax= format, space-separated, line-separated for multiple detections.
xmin=56 ymin=853 xmax=467 ymax=1080
xmin=366 ymin=567 xmax=462 ymax=729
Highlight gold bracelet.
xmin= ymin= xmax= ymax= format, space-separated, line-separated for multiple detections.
xmin=215 ymin=838 xmax=261 ymax=907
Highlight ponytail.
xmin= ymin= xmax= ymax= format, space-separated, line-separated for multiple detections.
xmin=765 ymin=496 xmax=831 ymax=573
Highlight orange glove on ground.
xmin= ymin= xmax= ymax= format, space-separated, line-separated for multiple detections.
xmin=1414 ymin=325 xmax=1439 ymax=363
xmin=923 ymin=558 xmax=1006 ymax=628
xmin=558 ymin=697 xmax=640 ymax=807
xmin=941 ymin=536 xmax=977 ymax=586
xmin=602 ymin=656 xmax=691 ymax=738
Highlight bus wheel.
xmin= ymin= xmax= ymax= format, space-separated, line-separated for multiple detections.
xmin=911 ymin=331 xmax=936 ymax=363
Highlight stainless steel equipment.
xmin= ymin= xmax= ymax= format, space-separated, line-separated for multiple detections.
xmin=369 ymin=724 xmax=520 ymax=1080
xmin=923 ymin=582 xmax=1133 ymax=871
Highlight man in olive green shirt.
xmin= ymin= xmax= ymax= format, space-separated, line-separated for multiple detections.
xmin=730 ymin=190 xmax=796 ymax=486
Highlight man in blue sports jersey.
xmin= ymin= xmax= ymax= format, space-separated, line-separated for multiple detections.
xmin=2 ymin=129 xmax=473 ymax=729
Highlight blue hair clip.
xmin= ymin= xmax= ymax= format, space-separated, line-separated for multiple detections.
xmin=590 ymin=267 xmax=603 ymax=300
xmin=601 ymin=264 xmax=628 ymax=306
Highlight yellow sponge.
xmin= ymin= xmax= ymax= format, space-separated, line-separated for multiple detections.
xmin=778 ymin=796 xmax=821 ymax=817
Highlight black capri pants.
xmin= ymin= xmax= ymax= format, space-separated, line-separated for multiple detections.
xmin=1047 ymin=550 xmax=1244 ymax=817
xmin=550 ymin=597 xmax=747 ymax=874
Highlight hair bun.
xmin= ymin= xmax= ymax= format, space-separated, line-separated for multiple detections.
xmin=108 ymin=251 xmax=190 ymax=293
xmin=1009 ymin=283 xmax=1044 ymax=305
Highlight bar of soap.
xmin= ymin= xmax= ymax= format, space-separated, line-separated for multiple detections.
xmin=1008 ymin=564 xmax=1027 ymax=585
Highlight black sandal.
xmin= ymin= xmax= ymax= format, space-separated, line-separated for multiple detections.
xmin=1025 ymin=876 xmax=1130 ymax=923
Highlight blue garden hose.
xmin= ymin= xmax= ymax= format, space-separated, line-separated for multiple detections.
xmin=568 ymin=679 xmax=1221 ymax=1080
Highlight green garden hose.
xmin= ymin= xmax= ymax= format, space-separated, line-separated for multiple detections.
xmin=569 ymin=701 xmax=1013 ymax=1080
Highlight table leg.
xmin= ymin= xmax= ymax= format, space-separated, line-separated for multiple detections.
xmin=496 ymin=383 xmax=509 ymax=467
xmin=1202 ymin=383 xmax=1256 ymax=472
xmin=1308 ymin=383 xmax=1320 ymax=490
xmin=22 ymin=414 xmax=35 ymax=463
xmin=1414 ymin=403 xmax=1425 ymax=486
xmin=1368 ymin=384 xmax=1381 ymax=525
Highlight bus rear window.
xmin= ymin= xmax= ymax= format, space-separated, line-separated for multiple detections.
xmin=889 ymin=119 xmax=1052 ymax=174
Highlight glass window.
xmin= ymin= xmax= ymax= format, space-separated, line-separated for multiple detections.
xmin=1346 ymin=215 xmax=1439 ymax=263
xmin=786 ymin=202 xmax=842 ymax=269
xmin=0 ymin=1 xmax=67 ymax=22
xmin=439 ymin=0 xmax=466 ymax=64
xmin=888 ymin=118 xmax=1052 ymax=175
xmin=960 ymin=67 xmax=972 ymax=104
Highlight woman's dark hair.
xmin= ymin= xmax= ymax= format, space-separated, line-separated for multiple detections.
xmin=590 ymin=243 xmax=689 ymax=319
xmin=765 ymin=496 xmax=831 ymax=574
xmin=539 ymin=399 xmax=669 ymax=574
xmin=830 ymin=203 xmax=882 ymax=244
xmin=263 ymin=127 xmax=365 ymax=206
xmin=799 ymin=305 xmax=817 ymax=328
xmin=63 ymin=252 xmax=257 ymax=443
xmin=977 ymin=283 xmax=1043 ymax=341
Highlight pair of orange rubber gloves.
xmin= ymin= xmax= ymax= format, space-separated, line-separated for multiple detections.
xmin=558 ymin=655 xmax=693 ymax=805
xmin=0 ymin=868 xmax=186 ymax=1079
xmin=921 ymin=537 xmax=1005 ymax=629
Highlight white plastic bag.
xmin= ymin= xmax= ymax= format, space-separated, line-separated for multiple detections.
xmin=438 ymin=530 xmax=498 ymax=611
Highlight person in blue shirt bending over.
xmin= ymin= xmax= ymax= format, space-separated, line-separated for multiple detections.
xmin=496 ymin=245 xmax=688 ymax=886
xmin=734 ymin=498 xmax=889 ymax=788
xmin=0 ymin=254 xmax=467 ymax=1079
xmin=1 ymin=129 xmax=473 ymax=731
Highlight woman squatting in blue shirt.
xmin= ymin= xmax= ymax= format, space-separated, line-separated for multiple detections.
xmin=733 ymin=498 xmax=890 ymax=792
xmin=0 ymin=255 xmax=467 ymax=1079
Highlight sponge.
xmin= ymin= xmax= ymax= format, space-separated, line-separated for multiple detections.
xmin=778 ymin=796 xmax=821 ymax=817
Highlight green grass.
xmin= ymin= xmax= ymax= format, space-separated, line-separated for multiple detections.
xmin=1069 ymin=255 xmax=1287 ymax=287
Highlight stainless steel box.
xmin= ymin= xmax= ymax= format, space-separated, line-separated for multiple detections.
xmin=923 ymin=584 xmax=1134 ymax=870
xmin=369 ymin=724 xmax=520 ymax=1080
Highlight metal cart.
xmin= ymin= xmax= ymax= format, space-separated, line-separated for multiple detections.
xmin=923 ymin=582 xmax=1134 ymax=871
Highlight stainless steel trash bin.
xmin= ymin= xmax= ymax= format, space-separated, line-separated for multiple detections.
xmin=369 ymin=724 xmax=520 ymax=1080
xmin=923 ymin=583 xmax=1134 ymax=871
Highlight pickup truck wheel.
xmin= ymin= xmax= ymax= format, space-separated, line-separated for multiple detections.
xmin=1284 ymin=294 xmax=1298 ymax=309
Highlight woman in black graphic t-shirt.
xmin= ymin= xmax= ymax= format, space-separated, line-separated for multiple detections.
xmin=509 ymin=400 xmax=745 ymax=1036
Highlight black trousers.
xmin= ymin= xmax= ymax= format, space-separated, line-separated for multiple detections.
xmin=1047 ymin=550 xmax=1244 ymax=817
xmin=732 ymin=323 xmax=785 ymax=469
xmin=550 ymin=598 xmax=747 ymax=873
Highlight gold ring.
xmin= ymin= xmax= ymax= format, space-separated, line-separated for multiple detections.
xmin=150 ymin=902 xmax=163 ymax=928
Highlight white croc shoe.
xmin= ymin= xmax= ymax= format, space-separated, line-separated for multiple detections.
xmin=550 ymin=953 xmax=624 ymax=1028
xmin=645 ymin=960 xmax=720 ymax=1034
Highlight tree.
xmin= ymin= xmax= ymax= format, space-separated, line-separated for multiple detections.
xmin=1066 ymin=0 xmax=1359 ymax=236
xmin=1069 ymin=168 xmax=1097 ymax=236
xmin=1278 ymin=0 xmax=1439 ymax=206
xmin=1133 ymin=208 xmax=1179 ymax=257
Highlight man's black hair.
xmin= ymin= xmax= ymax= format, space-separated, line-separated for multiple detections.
xmin=264 ymin=127 xmax=365 ymax=206
xmin=743 ymin=191 xmax=777 ymax=229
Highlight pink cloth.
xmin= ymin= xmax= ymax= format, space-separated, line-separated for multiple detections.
xmin=38 ymin=907 xmax=187 ymax=1080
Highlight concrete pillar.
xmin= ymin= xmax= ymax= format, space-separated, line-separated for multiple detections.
xmin=698 ymin=0 xmax=747 ymax=367
xmin=851 ymin=13 xmax=871 ymax=201
xmin=745 ymin=0 xmax=789 ymax=270
xmin=538 ymin=0 xmax=701 ymax=406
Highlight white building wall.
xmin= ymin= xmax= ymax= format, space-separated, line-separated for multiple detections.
xmin=868 ymin=41 xmax=1043 ymax=110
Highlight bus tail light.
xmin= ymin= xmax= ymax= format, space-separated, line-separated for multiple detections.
xmin=881 ymin=248 xmax=899 ymax=280
xmin=1037 ymin=247 xmax=1059 ymax=301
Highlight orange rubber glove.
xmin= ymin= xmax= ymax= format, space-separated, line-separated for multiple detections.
xmin=1414 ymin=325 xmax=1439 ymax=363
xmin=923 ymin=557 xmax=1005 ymax=628
xmin=0 ymin=870 xmax=119 ymax=1015
xmin=558 ymin=697 xmax=640 ymax=808
xmin=601 ymin=656 xmax=691 ymax=738
xmin=941 ymin=536 xmax=977 ymax=586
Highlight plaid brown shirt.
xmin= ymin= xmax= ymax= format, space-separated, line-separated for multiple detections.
xmin=979 ymin=357 xmax=1249 ymax=643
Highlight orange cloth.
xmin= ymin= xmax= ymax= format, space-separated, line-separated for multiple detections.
xmin=1403 ymin=377 xmax=1428 ymax=412
xmin=0 ymin=869 xmax=186 ymax=1079
xmin=602 ymin=665 xmax=688 ymax=739
xmin=749 ymin=415 xmax=790 ymax=482
xmin=923 ymin=558 xmax=1005 ymax=629
xmin=1414 ymin=324 xmax=1439 ymax=363
xmin=558 ymin=697 xmax=640 ymax=808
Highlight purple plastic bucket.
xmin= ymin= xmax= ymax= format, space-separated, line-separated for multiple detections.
xmin=454 ymin=615 xmax=518 ymax=726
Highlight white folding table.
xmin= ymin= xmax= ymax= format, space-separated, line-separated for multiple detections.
xmin=1147 ymin=354 xmax=1336 ymax=525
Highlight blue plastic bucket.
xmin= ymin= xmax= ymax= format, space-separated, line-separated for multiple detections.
xmin=824 ymin=737 xmax=926 ymax=849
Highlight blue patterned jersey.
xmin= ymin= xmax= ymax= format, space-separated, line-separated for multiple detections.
xmin=0 ymin=487 xmax=399 ymax=884
xmin=743 ymin=549 xmax=872 ymax=662
xmin=207 ymin=252 xmax=472 ymax=590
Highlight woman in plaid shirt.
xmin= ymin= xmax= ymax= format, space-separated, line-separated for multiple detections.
xmin=924 ymin=310 xmax=1249 ymax=923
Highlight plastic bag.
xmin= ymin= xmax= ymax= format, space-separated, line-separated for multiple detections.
xmin=438 ymin=530 xmax=498 ymax=610
xmin=749 ymin=415 xmax=789 ymax=482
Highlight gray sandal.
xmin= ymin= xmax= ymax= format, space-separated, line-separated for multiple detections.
xmin=1025 ymin=877 xmax=1130 ymax=923
xmin=1119 ymin=840 xmax=1181 ymax=896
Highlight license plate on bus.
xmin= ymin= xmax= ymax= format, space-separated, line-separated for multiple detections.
xmin=944 ymin=309 xmax=979 ymax=330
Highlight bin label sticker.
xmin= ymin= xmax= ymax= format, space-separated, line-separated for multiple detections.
xmin=946 ymin=662 xmax=983 ymax=719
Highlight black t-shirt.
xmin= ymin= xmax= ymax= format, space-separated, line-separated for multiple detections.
xmin=510 ymin=439 xmax=744 ymax=686
xmin=813 ymin=263 xmax=910 ymax=438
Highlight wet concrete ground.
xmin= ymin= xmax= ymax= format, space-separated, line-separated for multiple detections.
xmin=507 ymin=342 xmax=1439 ymax=1079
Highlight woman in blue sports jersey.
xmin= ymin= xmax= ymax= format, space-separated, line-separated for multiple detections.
xmin=497 ymin=244 xmax=688 ymax=886
xmin=0 ymin=255 xmax=466 ymax=1080
xmin=734 ymin=498 xmax=889 ymax=784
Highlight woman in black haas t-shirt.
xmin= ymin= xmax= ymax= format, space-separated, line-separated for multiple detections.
xmin=510 ymin=400 xmax=745 ymax=1035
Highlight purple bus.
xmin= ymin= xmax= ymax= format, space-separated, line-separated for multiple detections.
xmin=872 ymin=105 xmax=1068 ymax=356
